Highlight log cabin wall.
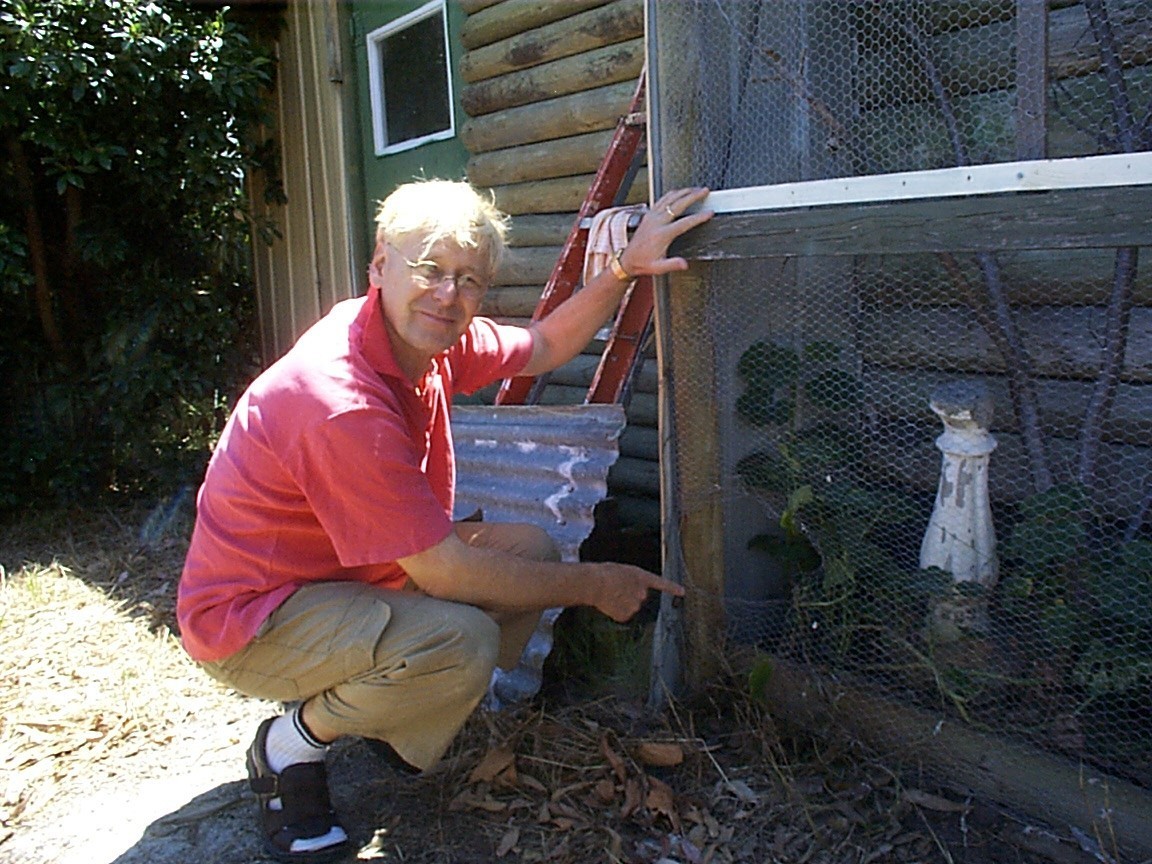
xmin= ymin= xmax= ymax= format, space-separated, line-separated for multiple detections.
xmin=456 ymin=0 xmax=658 ymax=531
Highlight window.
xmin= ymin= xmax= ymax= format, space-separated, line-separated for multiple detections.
xmin=366 ymin=1 xmax=454 ymax=156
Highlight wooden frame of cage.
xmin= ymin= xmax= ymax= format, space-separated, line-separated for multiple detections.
xmin=644 ymin=0 xmax=1152 ymax=856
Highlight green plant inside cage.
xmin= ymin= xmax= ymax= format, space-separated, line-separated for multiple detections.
xmin=733 ymin=339 xmax=1152 ymax=780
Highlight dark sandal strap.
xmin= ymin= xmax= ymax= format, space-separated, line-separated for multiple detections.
xmin=247 ymin=720 xmax=348 ymax=861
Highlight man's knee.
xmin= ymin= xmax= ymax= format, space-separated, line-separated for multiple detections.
xmin=406 ymin=600 xmax=501 ymax=693
xmin=504 ymin=523 xmax=561 ymax=562
xmin=455 ymin=521 xmax=561 ymax=562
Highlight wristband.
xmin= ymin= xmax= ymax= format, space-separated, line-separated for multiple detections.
xmin=609 ymin=249 xmax=633 ymax=282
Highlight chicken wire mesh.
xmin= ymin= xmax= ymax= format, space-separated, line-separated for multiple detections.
xmin=649 ymin=0 xmax=1152 ymax=794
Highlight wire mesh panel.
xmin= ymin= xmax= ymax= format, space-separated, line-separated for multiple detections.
xmin=649 ymin=0 xmax=1152 ymax=828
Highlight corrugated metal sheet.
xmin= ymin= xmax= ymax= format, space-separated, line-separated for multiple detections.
xmin=453 ymin=403 xmax=627 ymax=561
xmin=452 ymin=403 xmax=627 ymax=706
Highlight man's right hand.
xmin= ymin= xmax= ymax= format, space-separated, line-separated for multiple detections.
xmin=591 ymin=562 xmax=685 ymax=623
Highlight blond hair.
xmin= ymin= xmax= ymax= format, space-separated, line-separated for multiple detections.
xmin=374 ymin=180 xmax=510 ymax=274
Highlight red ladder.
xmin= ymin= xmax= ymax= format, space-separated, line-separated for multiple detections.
xmin=495 ymin=70 xmax=653 ymax=407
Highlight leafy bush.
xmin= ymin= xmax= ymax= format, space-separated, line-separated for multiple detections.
xmin=0 ymin=0 xmax=278 ymax=509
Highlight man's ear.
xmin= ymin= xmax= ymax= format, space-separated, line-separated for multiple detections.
xmin=368 ymin=241 xmax=388 ymax=288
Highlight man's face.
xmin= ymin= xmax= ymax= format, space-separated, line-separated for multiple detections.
xmin=369 ymin=234 xmax=491 ymax=377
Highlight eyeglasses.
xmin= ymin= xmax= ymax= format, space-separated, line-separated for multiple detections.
xmin=392 ymin=245 xmax=489 ymax=299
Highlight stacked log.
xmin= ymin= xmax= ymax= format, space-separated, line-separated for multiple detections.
xmin=459 ymin=0 xmax=657 ymax=529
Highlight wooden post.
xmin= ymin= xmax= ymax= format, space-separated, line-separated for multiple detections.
xmin=759 ymin=657 xmax=1152 ymax=861
xmin=651 ymin=267 xmax=726 ymax=698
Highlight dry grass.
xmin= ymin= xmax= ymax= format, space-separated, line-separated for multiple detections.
xmin=0 ymin=505 xmax=1066 ymax=864
xmin=0 ymin=503 xmax=256 ymax=845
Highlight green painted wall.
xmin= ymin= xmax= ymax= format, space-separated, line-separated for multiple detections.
xmin=346 ymin=0 xmax=471 ymax=257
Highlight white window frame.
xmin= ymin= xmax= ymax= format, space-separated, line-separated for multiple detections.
xmin=366 ymin=0 xmax=456 ymax=157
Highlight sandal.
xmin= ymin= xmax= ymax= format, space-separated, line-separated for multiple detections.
xmin=246 ymin=717 xmax=350 ymax=863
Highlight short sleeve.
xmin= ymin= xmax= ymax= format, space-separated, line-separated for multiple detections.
xmin=286 ymin=406 xmax=454 ymax=566
xmin=449 ymin=318 xmax=535 ymax=395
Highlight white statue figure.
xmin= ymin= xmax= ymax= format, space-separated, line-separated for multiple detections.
xmin=919 ymin=381 xmax=998 ymax=639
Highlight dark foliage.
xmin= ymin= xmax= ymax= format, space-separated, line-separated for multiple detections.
xmin=0 ymin=0 xmax=280 ymax=509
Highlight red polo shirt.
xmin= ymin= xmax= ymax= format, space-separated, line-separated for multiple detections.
xmin=176 ymin=286 xmax=534 ymax=662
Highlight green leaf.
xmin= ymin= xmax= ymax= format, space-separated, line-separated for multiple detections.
xmin=802 ymin=340 xmax=842 ymax=363
xmin=1017 ymin=483 xmax=1088 ymax=523
xmin=1002 ymin=517 xmax=1085 ymax=566
xmin=748 ymin=655 xmax=774 ymax=703
xmin=1074 ymin=641 xmax=1152 ymax=695
xmin=737 ymin=341 xmax=799 ymax=388
xmin=736 ymin=386 xmax=793 ymax=427
xmin=804 ymin=368 xmax=862 ymax=413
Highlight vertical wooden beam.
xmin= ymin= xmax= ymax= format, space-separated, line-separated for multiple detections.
xmin=1015 ymin=0 xmax=1048 ymax=160
xmin=653 ymin=267 xmax=727 ymax=698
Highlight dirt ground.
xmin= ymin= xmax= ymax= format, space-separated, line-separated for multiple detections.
xmin=0 ymin=504 xmax=1118 ymax=864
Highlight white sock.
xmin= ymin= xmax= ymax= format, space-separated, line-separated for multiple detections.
xmin=263 ymin=706 xmax=328 ymax=774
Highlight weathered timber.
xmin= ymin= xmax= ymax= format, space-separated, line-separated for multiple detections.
xmin=674 ymin=185 xmax=1152 ymax=259
xmin=461 ymin=80 xmax=634 ymax=153
xmin=608 ymin=455 xmax=661 ymax=496
xmin=461 ymin=38 xmax=643 ymax=116
xmin=495 ymin=245 xmax=562 ymax=285
xmin=614 ymin=495 xmax=660 ymax=531
xmin=478 ymin=284 xmax=543 ymax=318
xmin=855 ymin=0 xmax=1152 ymax=111
xmin=461 ymin=0 xmax=612 ymax=50
xmin=861 ymin=367 xmax=1152 ymax=446
xmin=855 ymin=247 xmax=1152 ymax=308
xmin=459 ymin=0 xmax=502 ymax=15
xmin=547 ymin=352 xmax=658 ymax=394
xmin=461 ymin=0 xmax=643 ymax=83
xmin=536 ymin=384 xmax=658 ymax=425
xmin=758 ymin=657 xmax=1152 ymax=860
xmin=1015 ymin=0 xmax=1048 ymax=159
xmin=859 ymin=305 xmax=1152 ymax=383
xmin=665 ymin=268 xmax=726 ymax=690
xmin=494 ymin=171 xmax=647 ymax=215
xmin=852 ymin=66 xmax=1152 ymax=174
xmin=506 ymin=213 xmax=575 ymax=247
xmin=619 ymin=424 xmax=659 ymax=459
xmin=467 ymin=129 xmax=617 ymax=187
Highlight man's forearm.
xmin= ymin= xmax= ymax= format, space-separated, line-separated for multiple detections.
xmin=399 ymin=531 xmax=601 ymax=610
xmin=397 ymin=531 xmax=681 ymax=623
xmin=522 ymin=266 xmax=631 ymax=377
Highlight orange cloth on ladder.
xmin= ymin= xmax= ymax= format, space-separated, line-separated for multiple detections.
xmin=582 ymin=204 xmax=647 ymax=287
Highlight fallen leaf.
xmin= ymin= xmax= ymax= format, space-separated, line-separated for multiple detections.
xmin=518 ymin=772 xmax=547 ymax=794
xmin=725 ymin=779 xmax=759 ymax=804
xmin=469 ymin=747 xmax=517 ymax=786
xmin=593 ymin=778 xmax=617 ymax=803
xmin=601 ymin=734 xmax=628 ymax=783
xmin=621 ymin=776 xmax=644 ymax=818
xmin=450 ymin=789 xmax=508 ymax=813
xmin=636 ymin=741 xmax=685 ymax=767
xmin=646 ymin=776 xmax=681 ymax=831
xmin=496 ymin=826 xmax=519 ymax=858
